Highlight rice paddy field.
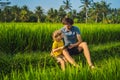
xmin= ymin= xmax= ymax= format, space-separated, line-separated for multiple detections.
xmin=0 ymin=23 xmax=120 ymax=80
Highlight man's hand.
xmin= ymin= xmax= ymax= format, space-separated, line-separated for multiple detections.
xmin=68 ymin=44 xmax=75 ymax=49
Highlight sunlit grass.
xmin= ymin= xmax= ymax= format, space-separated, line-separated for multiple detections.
xmin=1 ymin=56 xmax=119 ymax=80
xmin=0 ymin=23 xmax=120 ymax=80
xmin=0 ymin=23 xmax=120 ymax=53
xmin=0 ymin=42 xmax=120 ymax=80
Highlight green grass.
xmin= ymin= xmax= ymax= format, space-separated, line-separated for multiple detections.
xmin=0 ymin=42 xmax=120 ymax=80
xmin=0 ymin=23 xmax=120 ymax=80
xmin=0 ymin=23 xmax=120 ymax=53
xmin=1 ymin=56 xmax=120 ymax=80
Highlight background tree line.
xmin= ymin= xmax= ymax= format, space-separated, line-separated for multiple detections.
xmin=0 ymin=0 xmax=120 ymax=23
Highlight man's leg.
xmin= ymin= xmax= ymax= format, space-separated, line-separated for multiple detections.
xmin=62 ymin=49 xmax=78 ymax=66
xmin=78 ymin=42 xmax=94 ymax=67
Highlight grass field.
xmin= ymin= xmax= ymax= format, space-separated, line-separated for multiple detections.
xmin=0 ymin=23 xmax=120 ymax=80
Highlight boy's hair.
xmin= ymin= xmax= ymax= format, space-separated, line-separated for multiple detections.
xmin=52 ymin=30 xmax=62 ymax=41
xmin=62 ymin=18 xmax=74 ymax=25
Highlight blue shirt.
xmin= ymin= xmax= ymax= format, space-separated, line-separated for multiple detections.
xmin=60 ymin=26 xmax=81 ymax=45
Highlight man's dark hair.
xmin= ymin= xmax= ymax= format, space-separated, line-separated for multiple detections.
xmin=62 ymin=18 xmax=74 ymax=25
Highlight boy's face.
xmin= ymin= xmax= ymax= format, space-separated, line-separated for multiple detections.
xmin=56 ymin=36 xmax=62 ymax=41
xmin=55 ymin=33 xmax=63 ymax=42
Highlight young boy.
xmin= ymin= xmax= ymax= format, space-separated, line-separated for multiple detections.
xmin=51 ymin=30 xmax=79 ymax=70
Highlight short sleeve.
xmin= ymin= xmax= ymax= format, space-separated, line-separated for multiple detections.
xmin=52 ymin=41 xmax=57 ymax=49
xmin=74 ymin=27 xmax=81 ymax=34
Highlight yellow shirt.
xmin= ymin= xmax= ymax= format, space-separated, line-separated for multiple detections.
xmin=52 ymin=40 xmax=64 ymax=56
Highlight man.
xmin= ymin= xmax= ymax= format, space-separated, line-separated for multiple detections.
xmin=61 ymin=18 xmax=94 ymax=68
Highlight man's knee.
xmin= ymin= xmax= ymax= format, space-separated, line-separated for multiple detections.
xmin=62 ymin=49 xmax=68 ymax=53
xmin=82 ymin=42 xmax=87 ymax=45
xmin=62 ymin=49 xmax=70 ymax=55
xmin=79 ymin=42 xmax=87 ymax=46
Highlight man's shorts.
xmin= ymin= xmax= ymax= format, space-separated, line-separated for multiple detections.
xmin=67 ymin=47 xmax=82 ymax=55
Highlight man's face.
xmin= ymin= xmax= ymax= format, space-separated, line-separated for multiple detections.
xmin=64 ymin=23 xmax=72 ymax=29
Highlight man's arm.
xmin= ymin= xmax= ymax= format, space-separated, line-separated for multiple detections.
xmin=69 ymin=34 xmax=82 ymax=49
xmin=74 ymin=34 xmax=82 ymax=46
xmin=72 ymin=27 xmax=82 ymax=47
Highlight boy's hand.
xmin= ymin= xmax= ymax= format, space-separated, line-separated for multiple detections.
xmin=50 ymin=51 xmax=54 ymax=57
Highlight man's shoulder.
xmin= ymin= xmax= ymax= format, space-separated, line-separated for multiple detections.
xmin=72 ymin=26 xmax=79 ymax=30
xmin=72 ymin=26 xmax=81 ymax=34
xmin=72 ymin=26 xmax=79 ymax=29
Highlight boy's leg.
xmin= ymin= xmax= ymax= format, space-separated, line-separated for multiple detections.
xmin=56 ymin=57 xmax=65 ymax=71
xmin=62 ymin=56 xmax=68 ymax=63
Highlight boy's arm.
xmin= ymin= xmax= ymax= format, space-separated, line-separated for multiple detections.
xmin=50 ymin=51 xmax=53 ymax=56
xmin=52 ymin=41 xmax=64 ymax=53
xmin=52 ymin=46 xmax=64 ymax=53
